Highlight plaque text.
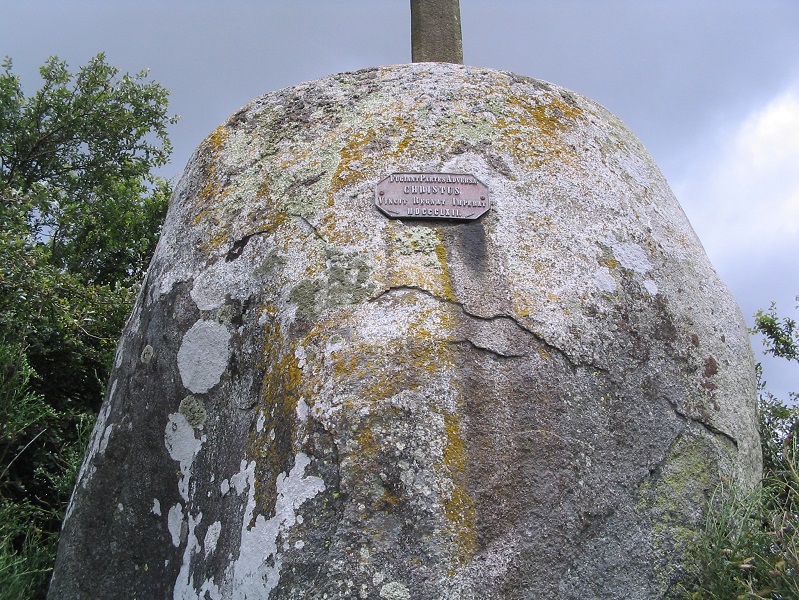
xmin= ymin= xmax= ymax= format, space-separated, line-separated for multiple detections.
xmin=375 ymin=172 xmax=490 ymax=220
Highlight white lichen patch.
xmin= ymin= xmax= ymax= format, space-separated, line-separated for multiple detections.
xmin=229 ymin=460 xmax=250 ymax=495
xmin=204 ymin=521 xmax=222 ymax=557
xmin=165 ymin=413 xmax=203 ymax=501
xmin=114 ymin=343 xmax=125 ymax=369
xmin=98 ymin=423 xmax=114 ymax=454
xmin=294 ymin=344 xmax=307 ymax=368
xmin=191 ymin=258 xmax=261 ymax=311
xmin=173 ymin=511 xmax=206 ymax=600
xmin=198 ymin=579 xmax=222 ymax=600
xmin=593 ymin=267 xmax=617 ymax=293
xmin=177 ymin=320 xmax=231 ymax=394
xmin=380 ymin=581 xmax=411 ymax=600
xmin=348 ymin=288 xmax=443 ymax=346
xmin=296 ymin=397 xmax=310 ymax=424
xmin=643 ymin=279 xmax=659 ymax=296
xmin=230 ymin=453 xmax=325 ymax=599
xmin=611 ymin=242 xmax=653 ymax=274
xmin=152 ymin=498 xmax=162 ymax=517
xmin=168 ymin=502 xmax=184 ymax=547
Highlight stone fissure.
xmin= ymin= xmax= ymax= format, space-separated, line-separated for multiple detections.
xmin=224 ymin=215 xmax=329 ymax=265
xmin=678 ymin=410 xmax=740 ymax=450
xmin=225 ymin=233 xmax=256 ymax=262
xmin=295 ymin=215 xmax=328 ymax=244
xmin=456 ymin=303 xmax=588 ymax=370
xmin=370 ymin=283 xmax=610 ymax=372
xmin=450 ymin=338 xmax=527 ymax=359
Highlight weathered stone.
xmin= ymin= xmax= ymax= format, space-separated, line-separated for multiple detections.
xmin=50 ymin=63 xmax=760 ymax=599
xmin=411 ymin=0 xmax=464 ymax=64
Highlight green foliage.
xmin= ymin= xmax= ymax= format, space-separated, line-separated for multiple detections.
xmin=759 ymin=382 xmax=799 ymax=492
xmin=0 ymin=500 xmax=56 ymax=600
xmin=681 ymin=300 xmax=799 ymax=599
xmin=682 ymin=407 xmax=798 ymax=599
xmin=0 ymin=343 xmax=55 ymax=482
xmin=0 ymin=54 xmax=175 ymax=597
xmin=0 ymin=340 xmax=95 ymax=600
xmin=754 ymin=297 xmax=799 ymax=365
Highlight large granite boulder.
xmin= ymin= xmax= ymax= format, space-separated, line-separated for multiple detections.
xmin=50 ymin=63 xmax=760 ymax=599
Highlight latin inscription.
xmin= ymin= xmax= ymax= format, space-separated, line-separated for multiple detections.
xmin=375 ymin=173 xmax=490 ymax=220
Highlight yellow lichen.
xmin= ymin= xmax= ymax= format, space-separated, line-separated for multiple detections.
xmin=246 ymin=317 xmax=314 ymax=520
xmin=481 ymin=88 xmax=584 ymax=170
xmin=330 ymin=127 xmax=378 ymax=196
xmin=433 ymin=238 xmax=457 ymax=302
xmin=441 ymin=413 xmax=477 ymax=567
xmin=196 ymin=126 xmax=229 ymax=208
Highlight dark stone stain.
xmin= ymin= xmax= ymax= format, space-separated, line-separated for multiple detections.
xmin=283 ymin=172 xmax=325 ymax=198
xmin=451 ymin=219 xmax=488 ymax=271
xmin=226 ymin=234 xmax=254 ymax=261
xmin=703 ymin=356 xmax=719 ymax=378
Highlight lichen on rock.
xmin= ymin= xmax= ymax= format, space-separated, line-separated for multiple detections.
xmin=179 ymin=395 xmax=207 ymax=428
xmin=51 ymin=63 xmax=760 ymax=600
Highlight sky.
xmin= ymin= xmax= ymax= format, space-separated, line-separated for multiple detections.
xmin=2 ymin=0 xmax=798 ymax=400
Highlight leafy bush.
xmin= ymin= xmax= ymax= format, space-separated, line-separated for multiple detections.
xmin=0 ymin=340 xmax=94 ymax=599
xmin=0 ymin=54 xmax=174 ymax=598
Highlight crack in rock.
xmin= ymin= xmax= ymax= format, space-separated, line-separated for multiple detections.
xmin=225 ymin=215 xmax=328 ymax=264
xmin=369 ymin=284 xmax=602 ymax=371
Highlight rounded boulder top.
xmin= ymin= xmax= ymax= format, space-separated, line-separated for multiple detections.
xmin=51 ymin=63 xmax=760 ymax=599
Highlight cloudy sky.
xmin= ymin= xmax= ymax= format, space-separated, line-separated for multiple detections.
xmin=3 ymin=0 xmax=798 ymax=399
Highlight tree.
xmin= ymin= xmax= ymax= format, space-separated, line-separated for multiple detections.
xmin=754 ymin=298 xmax=799 ymax=364
xmin=0 ymin=54 xmax=176 ymax=598
xmin=754 ymin=297 xmax=798 ymax=477
xmin=1 ymin=53 xmax=174 ymax=283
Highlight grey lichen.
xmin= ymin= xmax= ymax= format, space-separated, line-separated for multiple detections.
xmin=393 ymin=227 xmax=439 ymax=255
xmin=179 ymin=395 xmax=207 ymax=428
xmin=290 ymin=249 xmax=374 ymax=319
xmin=290 ymin=279 xmax=324 ymax=319
xmin=253 ymin=248 xmax=286 ymax=279
xmin=379 ymin=581 xmax=411 ymax=600
xmin=140 ymin=345 xmax=154 ymax=364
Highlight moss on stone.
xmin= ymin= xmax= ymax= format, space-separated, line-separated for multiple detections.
xmin=636 ymin=431 xmax=721 ymax=589
xmin=393 ymin=227 xmax=439 ymax=256
xmin=290 ymin=249 xmax=375 ymax=320
xmin=178 ymin=395 xmax=207 ymax=428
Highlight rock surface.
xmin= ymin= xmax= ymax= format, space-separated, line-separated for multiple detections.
xmin=50 ymin=63 xmax=760 ymax=599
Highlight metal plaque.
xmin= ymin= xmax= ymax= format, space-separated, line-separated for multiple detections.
xmin=374 ymin=173 xmax=490 ymax=220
